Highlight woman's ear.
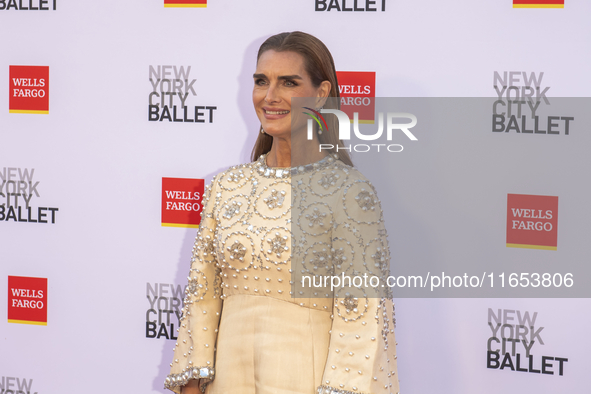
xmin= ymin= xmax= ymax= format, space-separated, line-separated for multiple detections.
xmin=316 ymin=80 xmax=331 ymax=108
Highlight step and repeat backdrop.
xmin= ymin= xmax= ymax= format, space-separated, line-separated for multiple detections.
xmin=2 ymin=1 xmax=590 ymax=393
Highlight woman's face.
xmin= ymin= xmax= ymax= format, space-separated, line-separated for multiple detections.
xmin=253 ymin=50 xmax=329 ymax=139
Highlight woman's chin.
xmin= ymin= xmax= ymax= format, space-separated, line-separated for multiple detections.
xmin=264 ymin=128 xmax=292 ymax=138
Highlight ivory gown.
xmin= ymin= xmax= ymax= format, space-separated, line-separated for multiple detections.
xmin=165 ymin=153 xmax=400 ymax=394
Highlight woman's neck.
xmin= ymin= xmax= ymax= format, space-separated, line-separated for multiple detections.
xmin=265 ymin=132 xmax=327 ymax=168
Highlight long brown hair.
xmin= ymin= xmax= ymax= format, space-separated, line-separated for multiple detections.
xmin=250 ymin=31 xmax=353 ymax=167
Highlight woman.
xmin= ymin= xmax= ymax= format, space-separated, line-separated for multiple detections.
xmin=165 ymin=31 xmax=399 ymax=394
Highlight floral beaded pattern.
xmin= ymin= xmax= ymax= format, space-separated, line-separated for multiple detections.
xmin=166 ymin=153 xmax=399 ymax=394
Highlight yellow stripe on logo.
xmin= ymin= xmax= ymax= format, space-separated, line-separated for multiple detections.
xmin=513 ymin=4 xmax=564 ymax=8
xmin=164 ymin=4 xmax=207 ymax=7
xmin=506 ymin=243 xmax=557 ymax=250
xmin=8 ymin=319 xmax=47 ymax=326
xmin=9 ymin=110 xmax=49 ymax=114
xmin=162 ymin=223 xmax=200 ymax=228
xmin=348 ymin=119 xmax=376 ymax=124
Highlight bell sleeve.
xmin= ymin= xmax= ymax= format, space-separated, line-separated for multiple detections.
xmin=317 ymin=175 xmax=400 ymax=394
xmin=165 ymin=175 xmax=223 ymax=394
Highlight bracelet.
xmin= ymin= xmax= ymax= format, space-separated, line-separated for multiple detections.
xmin=165 ymin=366 xmax=215 ymax=391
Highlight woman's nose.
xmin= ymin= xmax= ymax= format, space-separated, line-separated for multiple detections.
xmin=265 ymin=83 xmax=280 ymax=103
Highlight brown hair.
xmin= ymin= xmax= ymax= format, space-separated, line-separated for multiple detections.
xmin=250 ymin=31 xmax=353 ymax=167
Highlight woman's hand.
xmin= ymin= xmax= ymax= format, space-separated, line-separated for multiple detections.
xmin=181 ymin=379 xmax=203 ymax=394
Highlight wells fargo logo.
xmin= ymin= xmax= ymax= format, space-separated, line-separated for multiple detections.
xmin=8 ymin=276 xmax=48 ymax=325
xmin=161 ymin=177 xmax=204 ymax=228
xmin=9 ymin=66 xmax=49 ymax=114
xmin=506 ymin=194 xmax=558 ymax=250
xmin=164 ymin=0 xmax=206 ymax=7
xmin=336 ymin=71 xmax=375 ymax=123
xmin=513 ymin=0 xmax=564 ymax=8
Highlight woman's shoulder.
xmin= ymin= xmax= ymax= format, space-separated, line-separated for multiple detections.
xmin=205 ymin=157 xmax=263 ymax=192
xmin=330 ymin=159 xmax=376 ymax=188
xmin=329 ymin=160 xmax=385 ymax=214
xmin=294 ymin=156 xmax=380 ymax=205
xmin=215 ymin=159 xmax=259 ymax=178
xmin=205 ymin=154 xmax=375 ymax=190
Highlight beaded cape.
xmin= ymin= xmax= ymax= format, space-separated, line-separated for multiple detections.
xmin=165 ymin=154 xmax=400 ymax=394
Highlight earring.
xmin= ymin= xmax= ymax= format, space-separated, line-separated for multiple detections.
xmin=261 ymin=127 xmax=266 ymax=134
xmin=315 ymin=106 xmax=324 ymax=135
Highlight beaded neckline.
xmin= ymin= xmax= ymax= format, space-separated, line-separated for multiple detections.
xmin=254 ymin=153 xmax=339 ymax=179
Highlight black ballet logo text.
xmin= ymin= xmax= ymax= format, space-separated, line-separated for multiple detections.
xmin=148 ymin=65 xmax=217 ymax=124
xmin=491 ymin=71 xmax=574 ymax=135
xmin=486 ymin=308 xmax=568 ymax=376
xmin=0 ymin=0 xmax=56 ymax=11
xmin=315 ymin=0 xmax=386 ymax=12
xmin=145 ymin=282 xmax=184 ymax=340
xmin=0 ymin=376 xmax=38 ymax=394
xmin=0 ymin=167 xmax=59 ymax=224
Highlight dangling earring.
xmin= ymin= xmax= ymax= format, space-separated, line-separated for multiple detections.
xmin=315 ymin=106 xmax=324 ymax=135
xmin=261 ymin=127 xmax=266 ymax=134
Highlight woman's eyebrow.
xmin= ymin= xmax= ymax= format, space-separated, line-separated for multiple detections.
xmin=252 ymin=73 xmax=303 ymax=80
xmin=278 ymin=75 xmax=303 ymax=81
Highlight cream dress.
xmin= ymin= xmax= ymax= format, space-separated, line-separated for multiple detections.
xmin=165 ymin=154 xmax=400 ymax=394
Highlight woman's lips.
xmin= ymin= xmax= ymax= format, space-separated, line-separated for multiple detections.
xmin=263 ymin=108 xmax=290 ymax=119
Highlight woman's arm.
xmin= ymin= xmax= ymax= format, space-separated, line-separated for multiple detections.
xmin=318 ymin=170 xmax=400 ymax=394
xmin=165 ymin=176 xmax=223 ymax=393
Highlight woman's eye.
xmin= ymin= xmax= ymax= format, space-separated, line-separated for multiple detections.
xmin=285 ymin=80 xmax=298 ymax=87
xmin=255 ymin=79 xmax=266 ymax=86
